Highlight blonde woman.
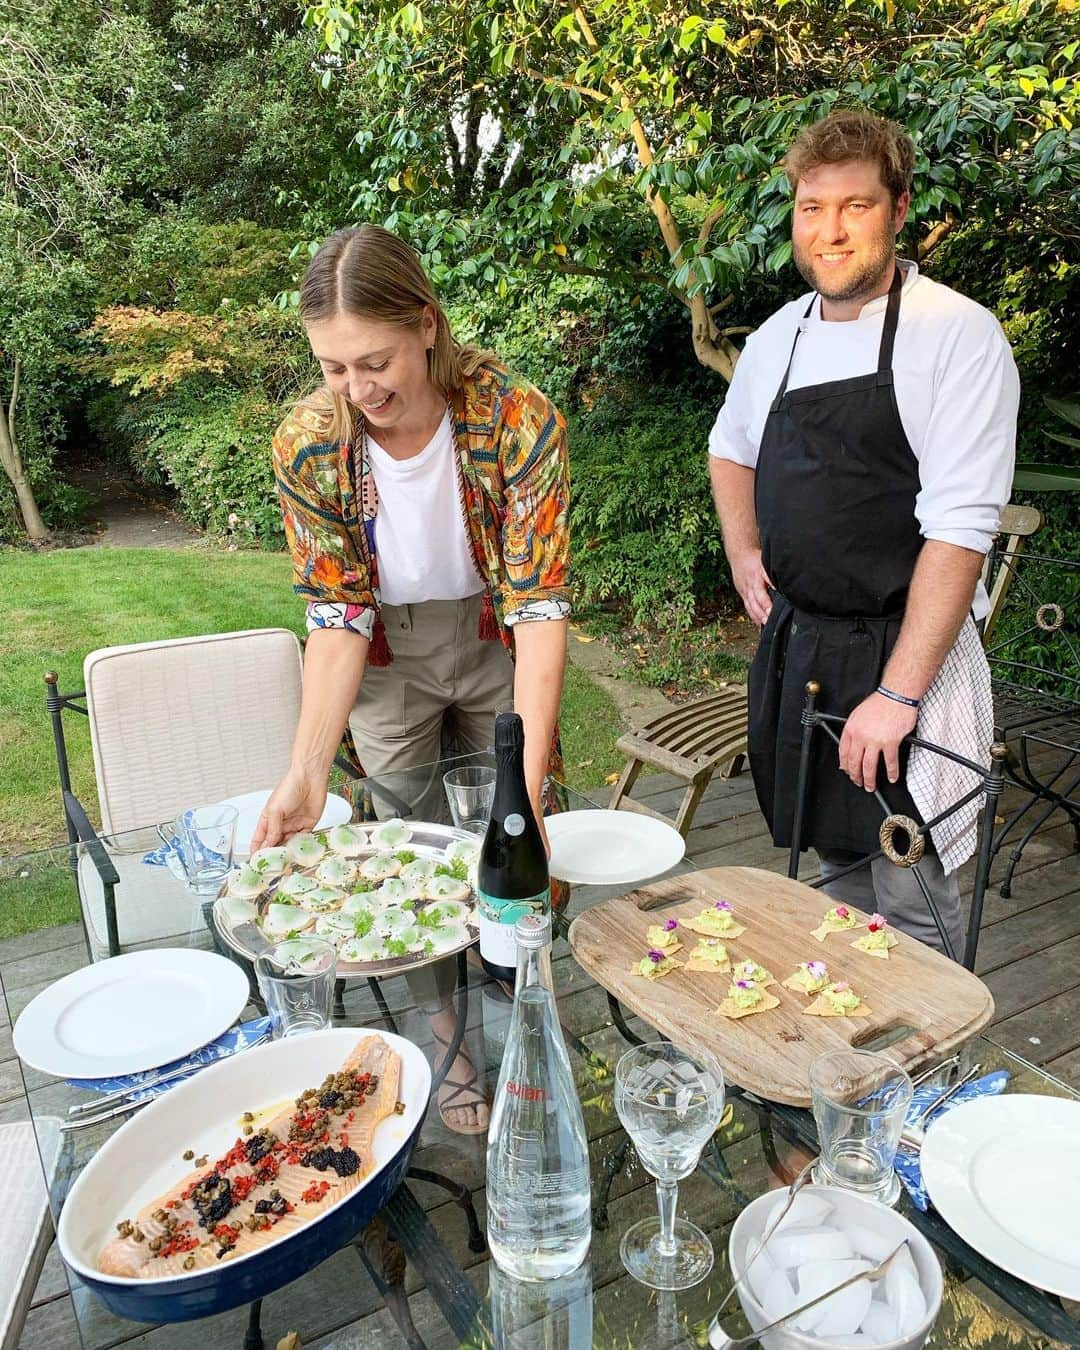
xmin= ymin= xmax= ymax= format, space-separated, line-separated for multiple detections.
xmin=251 ymin=225 xmax=571 ymax=1133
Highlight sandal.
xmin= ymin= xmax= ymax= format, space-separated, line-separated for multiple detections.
xmin=431 ymin=1027 xmax=491 ymax=1137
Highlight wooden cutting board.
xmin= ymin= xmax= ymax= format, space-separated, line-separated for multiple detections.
xmin=568 ymin=866 xmax=994 ymax=1107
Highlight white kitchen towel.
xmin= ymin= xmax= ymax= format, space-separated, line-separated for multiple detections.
xmin=907 ymin=617 xmax=995 ymax=873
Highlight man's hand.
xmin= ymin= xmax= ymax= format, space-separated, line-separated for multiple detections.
xmin=838 ymin=692 xmax=919 ymax=793
xmin=250 ymin=767 xmax=329 ymax=851
xmin=730 ymin=548 xmax=774 ymax=627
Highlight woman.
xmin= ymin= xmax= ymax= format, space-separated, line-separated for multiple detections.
xmin=251 ymin=225 xmax=571 ymax=1134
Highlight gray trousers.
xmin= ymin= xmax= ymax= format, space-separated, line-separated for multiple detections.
xmin=349 ymin=594 xmax=516 ymax=1013
xmin=816 ymin=848 xmax=964 ymax=959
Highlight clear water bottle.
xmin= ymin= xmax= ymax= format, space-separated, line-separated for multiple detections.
xmin=485 ymin=913 xmax=591 ymax=1281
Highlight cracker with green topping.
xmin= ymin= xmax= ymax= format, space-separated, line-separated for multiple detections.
xmin=684 ymin=939 xmax=731 ymax=974
xmin=803 ymin=982 xmax=872 ymax=1018
xmin=715 ymin=988 xmax=781 ymax=1020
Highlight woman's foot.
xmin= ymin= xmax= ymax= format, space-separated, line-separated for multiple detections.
xmin=430 ymin=1008 xmax=490 ymax=1135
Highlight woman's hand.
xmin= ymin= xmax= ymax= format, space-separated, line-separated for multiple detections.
xmin=250 ymin=767 xmax=328 ymax=851
xmin=529 ymin=787 xmax=551 ymax=857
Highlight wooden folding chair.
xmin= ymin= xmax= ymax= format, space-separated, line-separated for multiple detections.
xmin=609 ymin=685 xmax=748 ymax=836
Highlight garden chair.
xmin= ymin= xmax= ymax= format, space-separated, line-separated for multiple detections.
xmin=45 ymin=628 xmax=304 ymax=960
xmin=979 ymin=504 xmax=1080 ymax=895
xmin=0 ymin=1117 xmax=61 ymax=1350
xmin=608 ymin=685 xmax=749 ymax=837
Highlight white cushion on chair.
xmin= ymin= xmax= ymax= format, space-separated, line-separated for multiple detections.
xmin=0 ymin=1118 xmax=61 ymax=1350
xmin=77 ymin=851 xmax=217 ymax=961
xmin=84 ymin=629 xmax=303 ymax=835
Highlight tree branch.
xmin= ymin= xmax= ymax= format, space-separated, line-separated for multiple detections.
xmin=918 ymin=212 xmax=956 ymax=261
xmin=698 ymin=204 xmax=725 ymax=246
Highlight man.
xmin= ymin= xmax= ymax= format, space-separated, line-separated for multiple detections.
xmin=709 ymin=109 xmax=1018 ymax=956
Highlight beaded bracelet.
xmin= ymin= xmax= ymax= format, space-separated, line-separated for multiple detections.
xmin=876 ymin=684 xmax=921 ymax=710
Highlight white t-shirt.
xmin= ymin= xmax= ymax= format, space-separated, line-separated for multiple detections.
xmin=708 ymin=262 xmax=1019 ymax=616
xmin=367 ymin=411 xmax=484 ymax=606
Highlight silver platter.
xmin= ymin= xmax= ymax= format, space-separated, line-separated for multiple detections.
xmin=213 ymin=820 xmax=480 ymax=976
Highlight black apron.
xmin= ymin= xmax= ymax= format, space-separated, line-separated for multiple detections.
xmin=748 ymin=267 xmax=924 ymax=855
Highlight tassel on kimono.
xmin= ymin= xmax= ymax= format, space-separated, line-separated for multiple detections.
xmin=478 ymin=590 xmax=500 ymax=641
xmin=368 ymin=616 xmax=394 ymax=666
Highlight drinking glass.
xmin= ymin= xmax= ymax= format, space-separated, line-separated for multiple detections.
xmin=255 ymin=938 xmax=337 ymax=1039
xmin=810 ymin=1048 xmax=914 ymax=1206
xmin=169 ymin=804 xmax=238 ymax=895
xmin=443 ymin=765 xmax=497 ymax=834
xmin=614 ymin=1041 xmax=726 ymax=1290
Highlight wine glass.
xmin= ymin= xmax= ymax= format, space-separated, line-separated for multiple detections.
xmin=614 ymin=1041 xmax=726 ymax=1291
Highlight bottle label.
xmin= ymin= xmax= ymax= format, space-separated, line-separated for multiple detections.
xmin=503 ymin=812 xmax=526 ymax=836
xmin=477 ymin=886 xmax=549 ymax=968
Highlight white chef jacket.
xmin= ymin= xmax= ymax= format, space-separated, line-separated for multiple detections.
xmin=708 ymin=260 xmax=1020 ymax=619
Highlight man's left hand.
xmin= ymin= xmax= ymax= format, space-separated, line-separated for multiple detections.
xmin=839 ymin=692 xmax=919 ymax=793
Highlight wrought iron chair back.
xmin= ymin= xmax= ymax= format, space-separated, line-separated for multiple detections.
xmin=785 ymin=680 xmax=1008 ymax=970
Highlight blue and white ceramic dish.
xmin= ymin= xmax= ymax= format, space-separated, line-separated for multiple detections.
xmin=57 ymin=1028 xmax=430 ymax=1322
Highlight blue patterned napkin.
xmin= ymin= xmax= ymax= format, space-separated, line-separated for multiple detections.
xmin=894 ymin=1069 xmax=1011 ymax=1210
xmin=67 ymin=1016 xmax=272 ymax=1102
xmin=142 ymin=809 xmax=227 ymax=880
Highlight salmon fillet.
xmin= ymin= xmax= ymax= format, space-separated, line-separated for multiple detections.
xmin=97 ymin=1035 xmax=401 ymax=1278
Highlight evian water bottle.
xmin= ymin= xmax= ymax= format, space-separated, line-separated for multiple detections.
xmin=485 ymin=913 xmax=591 ymax=1280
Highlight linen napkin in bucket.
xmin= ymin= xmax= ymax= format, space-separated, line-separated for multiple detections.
xmin=66 ymin=1016 xmax=271 ymax=1102
xmin=894 ymin=1068 xmax=1010 ymax=1210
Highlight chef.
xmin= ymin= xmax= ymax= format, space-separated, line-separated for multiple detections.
xmin=708 ymin=109 xmax=1018 ymax=956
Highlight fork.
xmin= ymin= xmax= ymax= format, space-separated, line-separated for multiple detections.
xmin=897 ymin=1062 xmax=981 ymax=1151
xmin=708 ymin=1244 xmax=905 ymax=1348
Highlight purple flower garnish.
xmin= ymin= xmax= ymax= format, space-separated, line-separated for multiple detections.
xmin=647 ymin=949 xmax=665 ymax=963
xmin=807 ymin=960 xmax=826 ymax=978
xmin=664 ymin=918 xmax=679 ymax=932
xmin=715 ymin=900 xmax=733 ymax=912
xmin=735 ymin=979 xmax=754 ymax=990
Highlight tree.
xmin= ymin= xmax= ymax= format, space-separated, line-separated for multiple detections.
xmin=305 ymin=0 xmax=1080 ymax=380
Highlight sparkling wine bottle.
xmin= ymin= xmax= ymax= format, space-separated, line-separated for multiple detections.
xmin=477 ymin=711 xmax=549 ymax=982
xmin=486 ymin=913 xmax=591 ymax=1280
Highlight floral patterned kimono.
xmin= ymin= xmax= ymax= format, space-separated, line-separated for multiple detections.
xmin=271 ymin=358 xmax=572 ymax=793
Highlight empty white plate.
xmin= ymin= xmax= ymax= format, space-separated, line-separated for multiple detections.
xmin=921 ymin=1093 xmax=1080 ymax=1298
xmin=546 ymin=809 xmax=685 ymax=885
xmin=212 ymin=788 xmax=352 ymax=857
xmin=13 ymin=949 xmax=250 ymax=1079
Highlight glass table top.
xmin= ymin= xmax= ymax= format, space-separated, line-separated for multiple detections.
xmin=1 ymin=754 xmax=1077 ymax=1349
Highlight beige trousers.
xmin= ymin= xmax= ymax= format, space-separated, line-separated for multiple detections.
xmin=349 ymin=595 xmax=515 ymax=1011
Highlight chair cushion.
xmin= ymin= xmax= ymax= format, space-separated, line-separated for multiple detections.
xmin=0 ymin=1118 xmax=61 ymax=1350
xmin=78 ymin=851 xmax=216 ymax=960
xmin=84 ymin=629 xmax=303 ymax=835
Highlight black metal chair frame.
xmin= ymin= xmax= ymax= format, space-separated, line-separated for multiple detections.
xmin=978 ymin=540 xmax=1080 ymax=896
xmin=787 ymin=679 xmax=1008 ymax=970
xmin=42 ymin=672 xmax=486 ymax=1350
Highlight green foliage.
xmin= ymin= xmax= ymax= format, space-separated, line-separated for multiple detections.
xmin=569 ymin=395 xmax=726 ymax=632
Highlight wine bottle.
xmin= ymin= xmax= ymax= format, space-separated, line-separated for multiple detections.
xmin=477 ymin=712 xmax=550 ymax=982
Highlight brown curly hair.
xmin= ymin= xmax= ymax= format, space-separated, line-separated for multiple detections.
xmin=784 ymin=109 xmax=915 ymax=205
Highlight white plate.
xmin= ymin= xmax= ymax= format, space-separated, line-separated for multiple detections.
xmin=921 ymin=1093 xmax=1080 ymax=1298
xmin=545 ymin=808 xmax=685 ymax=885
xmin=13 ymin=950 xmax=250 ymax=1079
xmin=213 ymin=788 xmax=352 ymax=857
xmin=58 ymin=1027 xmax=430 ymax=1288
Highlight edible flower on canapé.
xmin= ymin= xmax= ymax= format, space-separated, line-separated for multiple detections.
xmin=852 ymin=911 xmax=897 ymax=957
xmin=728 ymin=978 xmax=763 ymax=1009
xmin=822 ymin=981 xmax=862 ymax=1013
xmin=634 ymin=948 xmax=681 ymax=980
xmin=646 ymin=918 xmax=681 ymax=950
xmin=734 ymin=959 xmax=771 ymax=984
xmin=783 ymin=958 xmax=832 ymax=994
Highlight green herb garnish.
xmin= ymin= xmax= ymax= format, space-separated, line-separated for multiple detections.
xmin=353 ymin=912 xmax=375 ymax=938
xmin=385 ymin=938 xmax=408 ymax=957
xmin=434 ymin=858 xmax=469 ymax=881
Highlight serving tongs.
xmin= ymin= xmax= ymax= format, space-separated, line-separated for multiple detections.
xmin=708 ymin=1243 xmax=904 ymax=1348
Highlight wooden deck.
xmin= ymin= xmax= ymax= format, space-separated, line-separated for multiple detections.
xmin=3 ymin=756 xmax=1078 ymax=1349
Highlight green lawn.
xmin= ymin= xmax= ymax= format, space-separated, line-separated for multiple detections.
xmin=0 ymin=546 xmax=625 ymax=861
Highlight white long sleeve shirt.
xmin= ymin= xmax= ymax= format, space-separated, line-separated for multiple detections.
xmin=708 ymin=261 xmax=1019 ymax=617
